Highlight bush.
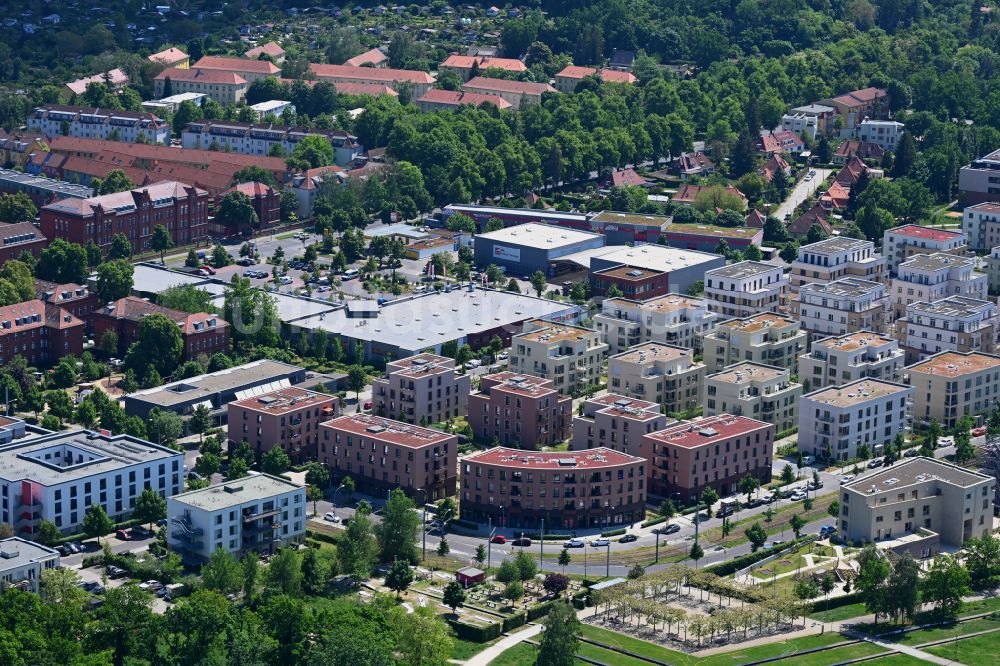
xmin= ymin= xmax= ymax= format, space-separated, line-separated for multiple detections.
xmin=82 ymin=554 xmax=105 ymax=569
xmin=640 ymin=516 xmax=668 ymax=528
xmin=502 ymin=612 xmax=527 ymax=633
xmin=703 ymin=539 xmax=805 ymax=577
xmin=809 ymin=591 xmax=864 ymax=613
xmin=526 ymin=600 xmax=556 ymax=621
xmin=447 ymin=619 xmax=503 ymax=643
xmin=600 ymin=528 xmax=626 ymax=537
xmin=306 ymin=530 xmax=340 ymax=546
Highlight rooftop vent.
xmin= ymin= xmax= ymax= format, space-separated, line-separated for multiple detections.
xmin=223 ymin=485 xmax=243 ymax=494
xmin=0 ymin=548 xmax=19 ymax=559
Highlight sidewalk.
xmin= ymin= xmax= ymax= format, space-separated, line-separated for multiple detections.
xmin=463 ymin=604 xmax=600 ymax=665
xmin=863 ymin=636 xmax=959 ymax=665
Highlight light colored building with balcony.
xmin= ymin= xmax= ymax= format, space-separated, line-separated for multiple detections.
xmin=792 ymin=278 xmax=889 ymax=338
xmin=882 ymin=225 xmax=966 ymax=275
xmin=167 ymin=473 xmax=306 ymax=564
xmin=798 ymin=379 xmax=913 ymax=461
xmin=896 ymin=296 xmax=998 ymax=364
xmin=907 ymin=351 xmax=1000 ymax=429
xmin=839 ymin=457 xmax=994 ymax=549
xmin=963 ymin=202 xmax=1000 ymax=250
xmin=702 ymin=313 xmax=807 ymax=374
xmin=508 ymin=320 xmax=608 ymax=396
xmin=703 ymin=261 xmax=787 ymax=318
xmin=703 ymin=362 xmax=801 ymax=434
xmin=570 ymin=394 xmax=670 ymax=462
xmin=988 ymin=246 xmax=1000 ymax=294
xmin=790 ymin=237 xmax=886 ymax=289
xmin=799 ymin=331 xmax=904 ymax=391
xmin=372 ymin=353 xmax=471 ymax=425
xmin=0 ymin=538 xmax=59 ymax=593
xmin=593 ymin=294 xmax=720 ymax=355
xmin=856 ymin=119 xmax=905 ymax=151
xmin=889 ymin=253 xmax=987 ymax=318
xmin=607 ymin=342 xmax=704 ymax=415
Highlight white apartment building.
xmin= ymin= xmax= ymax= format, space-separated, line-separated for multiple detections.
xmin=798 ymin=378 xmax=912 ymax=461
xmin=0 ymin=538 xmax=59 ymax=593
xmin=896 ymin=296 xmax=998 ymax=363
xmin=593 ymin=294 xmax=720 ymax=355
xmin=963 ymin=202 xmax=1000 ymax=251
xmin=167 ymin=473 xmax=306 ymax=563
xmin=28 ymin=105 xmax=170 ymax=145
xmin=703 ymin=362 xmax=802 ymax=433
xmin=793 ymin=278 xmax=888 ymax=338
xmin=570 ymin=393 xmax=670 ymax=461
xmin=249 ymin=100 xmax=295 ymax=120
xmin=509 ymin=320 xmax=609 ymax=396
xmin=0 ymin=430 xmax=184 ymax=535
xmin=703 ymin=261 xmax=787 ymax=318
xmin=889 ymin=252 xmax=987 ymax=318
xmin=856 ymin=119 xmax=905 ymax=151
xmin=790 ymin=237 xmax=887 ymax=289
xmin=781 ymin=113 xmax=819 ymax=140
xmin=799 ymin=331 xmax=904 ymax=391
xmin=607 ymin=342 xmax=704 ymax=415
xmin=702 ymin=313 xmax=808 ymax=374
xmin=989 ymin=246 xmax=1000 ymax=294
xmin=907 ymin=350 xmax=1000 ymax=429
xmin=882 ymin=225 xmax=966 ymax=275
xmin=181 ymin=121 xmax=361 ymax=165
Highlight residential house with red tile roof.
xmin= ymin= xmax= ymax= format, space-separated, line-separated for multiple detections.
xmin=760 ymin=153 xmax=791 ymax=183
xmin=788 ymin=203 xmax=833 ymax=238
xmin=65 ymin=70 xmax=128 ymax=97
xmin=609 ymin=167 xmax=649 ymax=188
xmin=834 ymin=156 xmax=870 ymax=188
xmin=343 ymin=48 xmax=388 ymax=68
xmin=746 ymin=209 xmax=767 ymax=229
xmin=671 ymin=183 xmax=748 ymax=208
xmin=440 ymin=55 xmax=526 ymax=82
xmin=244 ymin=42 xmax=285 ymax=65
xmin=148 ymin=48 xmax=189 ymax=68
xmin=674 ymin=152 xmax=715 ymax=180
xmin=191 ymin=56 xmax=281 ymax=83
xmin=758 ymin=130 xmax=805 ymax=155
xmin=820 ymin=181 xmax=852 ymax=210
xmin=554 ymin=66 xmax=637 ymax=92
xmin=154 ymin=68 xmax=249 ymax=104
xmin=833 ymin=139 xmax=886 ymax=165
xmin=308 ymin=64 xmax=435 ymax=96
xmin=0 ymin=299 xmax=84 ymax=366
xmin=462 ymin=76 xmax=555 ymax=110
xmin=415 ymin=89 xmax=511 ymax=112
xmin=820 ymin=87 xmax=890 ymax=130
xmin=92 ymin=296 xmax=228 ymax=361
xmin=0 ymin=132 xmax=48 ymax=168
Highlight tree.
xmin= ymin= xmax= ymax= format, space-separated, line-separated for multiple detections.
xmin=215 ymin=191 xmax=260 ymax=235
xmin=442 ymin=580 xmax=466 ymax=615
xmin=496 ymin=560 xmax=518 ymax=585
xmin=543 ymin=573 xmax=570 ymax=597
xmin=201 ymin=546 xmax=243 ymax=594
xmin=658 ymin=499 xmax=676 ymax=519
xmin=266 ymin=547 xmax=302 ymax=597
xmin=39 ymin=565 xmax=85 ymax=606
xmin=195 ymin=452 xmax=221 ymax=478
xmin=261 ymin=447 xmax=291 ymax=476
xmin=242 ymin=551 xmax=260 ymax=603
xmin=232 ymin=166 xmax=277 ymax=187
xmin=955 ymin=429 xmax=976 ymax=465
xmin=436 ymin=497 xmax=457 ymax=527
xmin=816 ymin=136 xmax=832 ymax=163
xmin=107 ymin=233 xmax=132 ymax=261
xmin=781 ymin=464 xmax=796 ymax=484
xmin=188 ymin=404 xmax=212 ymax=444
xmin=36 ymin=518 xmax=61 ymax=546
xmin=689 ymin=542 xmax=704 ymax=566
xmin=133 ymin=487 xmax=166 ymax=529
xmin=124 ymin=313 xmax=184 ymax=378
xmin=739 ymin=474 xmax=760 ymax=501
xmin=529 ymin=271 xmax=547 ymax=297
xmin=886 ymin=554 xmax=920 ymax=623
xmin=436 ymin=537 xmax=450 ymax=557
xmin=147 ymin=408 xmax=184 ymax=448
xmin=922 ymin=554 xmax=969 ymax=617
xmin=95 ymin=260 xmax=133 ymax=303
xmin=789 ymin=514 xmax=806 ymax=538
xmin=392 ymin=606 xmax=454 ymax=666
xmin=828 ymin=501 xmax=840 ymax=518
xmin=227 ymin=457 xmax=249 ymax=481
xmin=745 ymin=522 xmax=768 ymax=552
xmin=82 ymin=504 xmax=113 ymax=543
xmin=289 ymin=135 xmax=335 ymax=170
xmin=700 ymin=487 xmax=719 ymax=515
xmin=536 ymin=602 xmax=580 ymax=666
xmin=794 ymin=578 xmax=819 ymax=602
xmin=385 ymin=560 xmax=413 ymax=598
xmin=514 ymin=551 xmax=537 ymax=581
xmin=376 ymin=488 xmax=420 ymax=563
xmin=0 ymin=192 xmax=37 ymax=223
xmin=339 ymin=500 xmax=377 ymax=582
xmin=150 ymin=224 xmax=174 ymax=264
xmin=857 ymin=545 xmax=891 ymax=622
xmin=503 ymin=579 xmax=525 ymax=601
xmin=474 ymin=544 xmax=487 ymax=567
xmin=36 ymin=239 xmax=88 ymax=284
xmin=98 ymin=169 xmax=134 ymax=195
xmin=893 ymin=132 xmax=917 ymax=178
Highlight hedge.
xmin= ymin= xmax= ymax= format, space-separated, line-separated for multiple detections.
xmin=451 ymin=518 xmax=480 ymax=531
xmin=600 ymin=528 xmax=626 ymax=538
xmin=448 ymin=619 xmax=503 ymax=643
xmin=526 ymin=600 xmax=556 ymax=621
xmin=306 ymin=530 xmax=340 ymax=546
xmin=640 ymin=516 xmax=668 ymax=528
xmin=810 ymin=591 xmax=864 ymax=613
xmin=703 ymin=538 xmax=807 ymax=577
xmin=518 ymin=533 xmax=573 ymax=541
xmin=502 ymin=611 xmax=527 ymax=633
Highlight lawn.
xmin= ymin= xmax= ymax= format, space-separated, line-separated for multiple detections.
xmin=698 ymin=632 xmax=848 ymax=666
xmin=488 ymin=641 xmax=536 ymax=666
xmin=865 ymin=655 xmax=937 ymax=665
xmin=954 ymin=595 xmax=1000 ymax=617
xmin=578 ymin=624 xmax=697 ymax=665
xmin=924 ymin=630 xmax=1000 ymax=665
xmin=753 ymin=553 xmax=810 ymax=579
xmin=451 ymin=637 xmax=500 ymax=661
xmin=766 ymin=642 xmax=886 ymax=665
xmin=808 ymin=601 xmax=869 ymax=623
xmin=891 ymin=617 xmax=1000 ymax=646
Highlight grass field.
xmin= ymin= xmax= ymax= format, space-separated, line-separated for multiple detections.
xmin=924 ymin=630 xmax=1000 ymax=665
xmin=891 ymin=617 xmax=1000 ymax=646
xmin=863 ymin=655 xmax=936 ymax=665
xmin=808 ymin=601 xmax=868 ymax=623
xmin=451 ymin=637 xmax=500 ymax=660
xmin=487 ymin=641 xmax=536 ymax=666
xmin=766 ymin=642 xmax=886 ymax=665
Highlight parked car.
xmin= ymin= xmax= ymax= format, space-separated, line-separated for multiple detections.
xmin=563 ymin=539 xmax=585 ymax=548
xmin=106 ymin=566 xmax=127 ymax=579
xmin=466 ymin=359 xmax=481 ymax=368
xmin=589 ymin=538 xmax=610 ymax=547
xmin=745 ymin=497 xmax=768 ymax=508
xmin=131 ymin=527 xmax=151 ymax=538
xmin=115 ymin=529 xmax=131 ymax=541
xmin=618 ymin=534 xmax=638 ymax=543
xmin=57 ymin=545 xmax=71 ymax=556
xmin=90 ymin=583 xmax=106 ymax=595
xmin=363 ymin=400 xmax=372 ymax=410
xmin=201 ymin=265 xmax=216 ymax=275
xmin=490 ymin=535 xmax=507 ymax=544
xmin=424 ymin=520 xmax=443 ymax=532
xmin=196 ymin=269 xmax=209 ymax=277
xmin=807 ymin=480 xmax=824 ymax=490
xmin=819 ymin=525 xmax=837 ymax=537
xmin=323 ymin=512 xmax=339 ymax=522
xmin=801 ymin=455 xmax=815 ymax=465
xmin=789 ymin=490 xmax=807 ymax=502
xmin=903 ymin=448 xmax=919 ymax=457
xmin=511 ymin=537 xmax=532 ymax=547
xmin=867 ymin=458 xmax=884 ymax=469
xmin=840 ymin=475 xmax=856 ymax=484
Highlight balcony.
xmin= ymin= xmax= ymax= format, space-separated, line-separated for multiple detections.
xmin=243 ymin=508 xmax=279 ymax=522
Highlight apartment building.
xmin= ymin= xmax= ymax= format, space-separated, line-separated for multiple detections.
xmin=0 ymin=223 xmax=47 ymax=266
xmin=908 ymin=351 xmax=1000 ymax=429
xmin=372 ymin=352 xmax=471 ymax=425
xmin=798 ymin=379 xmax=913 ymax=461
xmin=92 ymin=297 xmax=228 ymax=361
xmin=227 ymin=387 xmax=338 ymax=465
xmin=781 ymin=112 xmax=819 ymax=140
xmin=963 ymin=202 xmax=1000 ymax=250
xmin=167 ymin=474 xmax=305 ymax=564
xmin=29 ymin=105 xmax=170 ymax=145
xmin=896 ymin=296 xmax=998 ymax=364
xmin=643 ymin=415 xmax=774 ymax=502
xmin=553 ymin=66 xmax=637 ymax=92
xmin=462 ymin=77 xmax=556 ymax=109
xmin=0 ymin=168 xmax=92 ymax=206
xmin=607 ymin=342 xmax=704 ymax=415
xmin=307 ymin=63 xmax=436 ymax=97
xmin=415 ymin=89 xmax=512 ymax=112
xmin=440 ymin=55 xmax=527 ymax=81
xmin=190 ymin=56 xmax=282 ymax=83
xmin=790 ymin=237 xmax=886 ymax=289
xmin=0 ymin=299 xmax=84 ymax=366
xmin=840 ymin=458 xmax=994 ymax=548
xmin=181 ymin=121 xmax=361 ymax=165
xmin=799 ymin=331 xmax=904 ymax=391
xmin=882 ymin=225 xmax=966 ymax=275
xmin=856 ymin=119 xmax=905 ymax=151
xmin=153 ymin=68 xmax=249 ymax=104
xmin=0 ymin=429 xmax=184 ymax=535
xmin=703 ymin=261 xmax=787 ymax=318
xmin=40 ymin=181 xmax=210 ymax=255
xmin=319 ymin=414 xmax=456 ymax=503
xmin=148 ymin=47 xmax=190 ymax=68
xmin=792 ymin=278 xmax=888 ymax=338
xmin=959 ymin=149 xmax=1000 ymax=207
xmin=570 ymin=394 xmax=670 ymax=461
xmin=989 ymin=246 xmax=1000 ymax=294
xmin=889 ymin=253 xmax=987 ymax=318
xmin=65 ymin=69 xmax=129 ymax=97
xmin=593 ymin=294 xmax=720 ymax=355
xmin=819 ymin=87 xmax=890 ymax=131
xmin=703 ymin=362 xmax=802 ymax=434
xmin=508 ymin=320 xmax=608 ymax=396
xmin=702 ymin=313 xmax=807 ymax=374
xmin=468 ymin=373 xmax=571 ymax=449
xmin=459 ymin=447 xmax=646 ymax=529
xmin=0 ymin=538 xmax=59 ymax=593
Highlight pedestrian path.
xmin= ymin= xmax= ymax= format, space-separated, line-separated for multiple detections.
xmin=463 ymin=624 xmax=543 ymax=666
xmin=863 ymin=635 xmax=961 ymax=665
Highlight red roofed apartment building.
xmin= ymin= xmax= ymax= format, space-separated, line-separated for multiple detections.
xmin=33 ymin=279 xmax=97 ymax=323
xmin=642 ymin=414 xmax=774 ymax=503
xmin=191 ymin=56 xmax=282 ymax=83
xmin=91 ymin=296 xmax=228 ymax=361
xmin=415 ymin=89 xmax=511 ymax=112
xmin=39 ymin=180 xmax=209 ymax=254
xmin=0 ymin=223 xmax=47 ymax=264
xmin=440 ymin=55 xmax=527 ymax=81
xmin=154 ymin=68 xmax=250 ymax=104
xmin=228 ymin=387 xmax=338 ymax=464
xmin=148 ymin=47 xmax=190 ymax=68
xmin=882 ymin=224 xmax=967 ymax=275
xmin=462 ymin=77 xmax=556 ymax=110
xmin=344 ymin=48 xmax=388 ymax=68
xmin=308 ymin=64 xmax=436 ymax=97
xmin=460 ymin=447 xmax=646 ymax=529
xmin=0 ymin=299 xmax=85 ymax=365
xmin=820 ymin=87 xmax=890 ymax=130
xmin=469 ymin=372 xmax=572 ymax=449
xmin=244 ymin=42 xmax=286 ymax=65
xmin=320 ymin=414 xmax=457 ymax=503
xmin=757 ymin=130 xmax=805 ymax=155
xmin=554 ymin=66 xmax=637 ymax=92
xmin=215 ymin=181 xmax=280 ymax=236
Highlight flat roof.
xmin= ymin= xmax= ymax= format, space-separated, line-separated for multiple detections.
xmin=887 ymin=225 xmax=963 ymax=242
xmin=127 ymin=360 xmax=302 ymax=407
xmin=132 ymin=263 xmax=212 ymax=293
xmin=646 ymin=415 xmax=771 ymax=448
xmin=800 ymin=278 xmax=883 ymax=299
xmin=707 ymin=362 xmax=788 ymax=384
xmin=968 ymin=202 xmax=1000 ymax=213
xmin=170 ymin=473 xmax=303 ymax=511
xmin=364 ymin=222 xmax=430 ymax=239
xmin=445 ymin=204 xmax=588 ymax=223
xmin=812 ymin=330 xmax=896 ymax=352
xmin=323 ymin=414 xmax=453 ymax=448
xmin=476 ymin=222 xmax=603 ymax=249
xmin=717 ymin=312 xmax=798 ymax=333
xmin=230 ymin=387 xmax=335 ymax=415
xmin=0 ymin=168 xmax=94 ymax=198
xmin=906 ymin=296 xmax=994 ymax=319
xmin=517 ymin=320 xmax=597 ymax=344
xmin=590 ymin=244 xmax=723 ymax=272
xmin=610 ymin=341 xmax=694 ymax=365
xmin=464 ymin=446 xmax=643 ymax=469
xmin=800 ymin=236 xmax=873 ymax=253
xmin=480 ymin=372 xmax=559 ymax=397
xmin=804 ymin=379 xmax=910 ymax=407
xmin=706 ymin=261 xmax=782 ymax=279
xmin=899 ymin=252 xmax=973 ymax=272
xmin=386 ymin=353 xmax=456 ymax=378
xmin=908 ymin=351 xmax=1000 ymax=377
xmin=603 ymin=294 xmax=707 ymax=314
xmin=593 ymin=266 xmax=667 ymax=281
xmin=0 ymin=538 xmax=58 ymax=571
xmin=0 ymin=430 xmax=180 ymax=486
xmin=208 ymin=291 xmax=336 ymax=323
xmin=588 ymin=210 xmax=670 ymax=229
xmin=843 ymin=457 xmax=991 ymax=493
xmin=664 ymin=224 xmax=762 ymax=240
xmin=586 ymin=394 xmax=663 ymax=421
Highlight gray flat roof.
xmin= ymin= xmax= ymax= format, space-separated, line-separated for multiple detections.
xmin=706 ymin=260 xmax=781 ymax=279
xmin=0 ymin=538 xmax=58 ymax=571
xmin=364 ymin=223 xmax=430 ymax=239
xmin=800 ymin=277 xmax=882 ymax=298
xmin=899 ymin=252 xmax=973 ymax=271
xmin=0 ymin=430 xmax=180 ymax=486
xmin=0 ymin=169 xmax=93 ymax=198
xmin=208 ymin=291 xmax=336 ymax=323
xmin=906 ymin=296 xmax=994 ymax=319
xmin=127 ymin=360 xmax=303 ymax=408
xmin=593 ymin=244 xmax=723 ymax=272
xmin=844 ymin=456 xmax=991 ymax=492
xmin=169 ymin=472 xmax=303 ymax=511
xmin=475 ymin=223 xmax=603 ymax=249
xmin=800 ymin=237 xmax=873 ymax=254
xmin=132 ymin=263 xmax=212 ymax=293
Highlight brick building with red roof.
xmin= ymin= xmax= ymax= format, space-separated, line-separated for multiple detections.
xmin=0 ymin=299 xmax=85 ymax=366
xmin=468 ymin=372 xmax=572 ymax=450
xmin=91 ymin=296 xmax=228 ymax=361
xmin=218 ymin=181 xmax=280 ymax=235
xmin=228 ymin=387 xmax=338 ymax=464
xmin=554 ymin=66 xmax=637 ymax=92
xmin=343 ymin=48 xmax=388 ymax=68
xmin=308 ymin=64 xmax=436 ymax=97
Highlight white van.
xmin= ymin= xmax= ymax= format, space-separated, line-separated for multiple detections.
xmin=341 ymin=269 xmax=360 ymax=280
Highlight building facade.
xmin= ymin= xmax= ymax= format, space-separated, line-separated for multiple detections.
xmin=963 ymin=202 xmax=1000 ymax=250
xmin=0 ymin=538 xmax=59 ymax=593
xmin=154 ymin=68 xmax=249 ymax=104
xmin=308 ymin=64 xmax=436 ymax=97
xmin=607 ymin=342 xmax=704 ymax=415
xmin=570 ymin=394 xmax=669 ymax=462
xmin=907 ymin=351 xmax=1000 ymax=429
xmin=856 ymin=119 xmax=904 ymax=151
xmin=181 ymin=121 xmax=361 ymax=165
xmin=372 ymin=353 xmax=472 ymax=425
xmin=92 ymin=297 xmax=228 ymax=361
xmin=702 ymin=313 xmax=807 ymax=374
xmin=703 ymin=261 xmax=787 ymax=318
xmin=790 ymin=237 xmax=886 ymax=289
xmin=227 ymin=387 xmax=338 ymax=465
xmin=28 ymin=105 xmax=169 ymax=145
xmin=508 ymin=320 xmax=608 ymax=396
xmin=889 ymin=253 xmax=987 ymax=318
xmin=799 ymin=331 xmax=904 ymax=391
xmin=468 ymin=373 xmax=571 ymax=449
xmin=882 ymin=225 xmax=966 ymax=275
xmin=896 ymin=296 xmax=998 ymax=364
xmin=0 ymin=300 xmax=84 ymax=366
xmin=703 ymin=362 xmax=801 ymax=433
xmin=0 ymin=223 xmax=47 ymax=265
xmin=792 ymin=278 xmax=888 ymax=339
xmin=594 ymin=294 xmax=720 ymax=355
xmin=461 ymin=76 xmax=556 ymax=109
xmin=473 ymin=223 xmax=606 ymax=277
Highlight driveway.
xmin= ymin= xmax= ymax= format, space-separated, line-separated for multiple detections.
xmin=773 ymin=168 xmax=833 ymax=221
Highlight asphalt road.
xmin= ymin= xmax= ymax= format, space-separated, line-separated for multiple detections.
xmin=773 ymin=168 xmax=834 ymax=221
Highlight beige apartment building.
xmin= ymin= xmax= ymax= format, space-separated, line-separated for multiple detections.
xmin=908 ymin=350 xmax=1000 ymax=429
xmin=227 ymin=387 xmax=338 ymax=465
xmin=896 ymin=296 xmax=998 ymax=364
xmin=508 ymin=320 xmax=608 ymax=396
xmin=840 ymin=457 xmax=994 ymax=550
xmin=153 ymin=68 xmax=249 ymax=104
xmin=799 ymin=331 xmax=904 ymax=391
xmin=372 ymin=353 xmax=471 ymax=425
xmin=703 ymin=261 xmax=787 ymax=318
xmin=702 ymin=313 xmax=807 ymax=374
xmin=570 ymin=394 xmax=671 ymax=462
xmin=792 ymin=278 xmax=889 ymax=339
xmin=594 ymin=294 xmax=720 ymax=355
xmin=889 ymin=253 xmax=987 ymax=318
xmin=790 ymin=237 xmax=887 ymax=289
xmin=988 ymin=246 xmax=1000 ymax=295
xmin=703 ymin=362 xmax=802 ymax=434
xmin=882 ymin=224 xmax=966 ymax=275
xmin=607 ymin=342 xmax=704 ymax=415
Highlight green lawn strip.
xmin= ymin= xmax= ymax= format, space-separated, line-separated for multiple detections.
xmin=488 ymin=641 xmax=537 ymax=666
xmin=890 ymin=617 xmax=1000 ymax=646
xmin=865 ymin=655 xmax=937 ymax=665
xmin=578 ymin=624 xmax=697 ymax=665
xmin=451 ymin=637 xmax=501 ymax=660
xmin=577 ymin=641 xmax=660 ymax=666
xmin=697 ymin=632 xmax=848 ymax=666
xmin=956 ymin=596 xmax=1000 ymax=617
xmin=923 ymin=631 xmax=1000 ymax=666
xmin=808 ymin=602 xmax=868 ymax=623
xmin=765 ymin=642 xmax=886 ymax=665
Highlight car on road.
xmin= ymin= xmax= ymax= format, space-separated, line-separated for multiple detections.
xmin=589 ymin=538 xmax=610 ymax=547
xmin=745 ymin=496 xmax=768 ymax=508
xmin=840 ymin=475 xmax=856 ymax=484
xmin=323 ymin=512 xmax=339 ymax=522
xmin=807 ymin=480 xmax=824 ymax=490
xmin=618 ymin=534 xmax=638 ymax=543
xmin=511 ymin=537 xmax=532 ymax=547
xmin=819 ymin=525 xmax=837 ymax=537
xmin=490 ymin=535 xmax=507 ymax=544
xmin=867 ymin=458 xmax=884 ymax=469
xmin=466 ymin=359 xmax=481 ymax=368
xmin=115 ymin=529 xmax=131 ymax=541
xmin=424 ymin=520 xmax=443 ymax=532
xmin=196 ymin=269 xmax=209 ymax=277
xmin=789 ymin=490 xmax=808 ymax=501
xmin=563 ymin=539 xmax=585 ymax=548
xmin=57 ymin=545 xmax=72 ymax=556
xmin=903 ymin=447 xmax=918 ymax=457
xmin=200 ymin=265 xmax=216 ymax=275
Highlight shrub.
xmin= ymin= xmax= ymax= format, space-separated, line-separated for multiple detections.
xmin=502 ymin=612 xmax=527 ymax=632
xmin=447 ymin=619 xmax=503 ymax=643
xmin=640 ymin=516 xmax=668 ymax=528
xmin=600 ymin=528 xmax=626 ymax=537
